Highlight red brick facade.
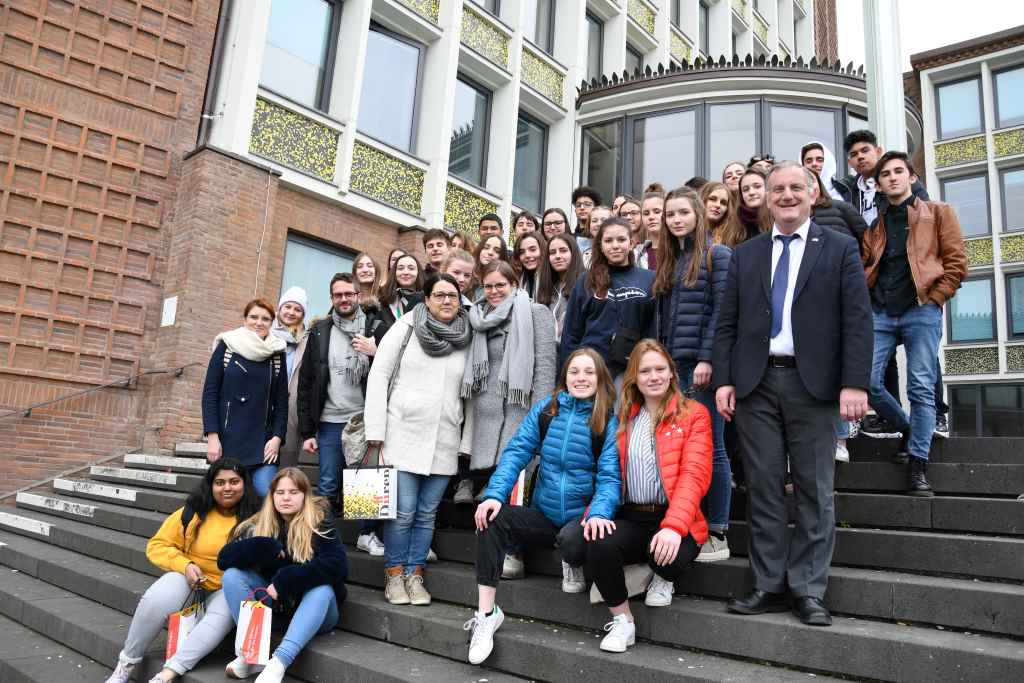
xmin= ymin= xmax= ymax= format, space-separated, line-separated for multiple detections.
xmin=813 ymin=0 xmax=838 ymax=64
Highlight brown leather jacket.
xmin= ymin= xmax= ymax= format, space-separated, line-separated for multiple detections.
xmin=861 ymin=197 xmax=966 ymax=306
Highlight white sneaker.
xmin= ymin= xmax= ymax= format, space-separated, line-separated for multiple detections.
xmin=561 ymin=561 xmax=586 ymax=593
xmin=104 ymin=653 xmax=137 ymax=683
xmin=357 ymin=532 xmax=385 ymax=556
xmin=225 ymin=655 xmax=256 ymax=679
xmin=427 ymin=547 xmax=438 ymax=563
xmin=464 ymin=605 xmax=504 ymax=665
xmin=835 ymin=441 xmax=850 ymax=463
xmin=599 ymin=614 xmax=636 ymax=652
xmin=453 ymin=478 xmax=475 ymax=504
xmin=254 ymin=656 xmax=285 ymax=683
xmin=696 ymin=534 xmax=730 ymax=563
xmin=644 ymin=574 xmax=674 ymax=607
xmin=501 ymin=553 xmax=524 ymax=579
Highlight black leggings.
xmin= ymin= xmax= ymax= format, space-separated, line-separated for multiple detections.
xmin=585 ymin=509 xmax=700 ymax=607
xmin=475 ymin=506 xmax=585 ymax=587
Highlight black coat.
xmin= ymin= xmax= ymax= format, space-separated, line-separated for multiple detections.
xmin=201 ymin=342 xmax=288 ymax=467
xmin=833 ymin=174 xmax=930 ymax=213
xmin=378 ymin=291 xmax=424 ymax=327
xmin=713 ymin=221 xmax=873 ymax=401
xmin=811 ymin=200 xmax=869 ymax=243
xmin=296 ymin=308 xmax=391 ymax=441
xmin=657 ymin=242 xmax=732 ymax=367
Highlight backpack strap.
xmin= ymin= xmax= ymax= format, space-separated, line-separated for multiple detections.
xmin=222 ymin=348 xmax=233 ymax=369
xmin=537 ymin=410 xmax=553 ymax=449
xmin=538 ymin=407 xmax=604 ymax=463
xmin=591 ymin=428 xmax=605 ymax=462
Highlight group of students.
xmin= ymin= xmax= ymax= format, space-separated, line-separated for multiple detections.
xmin=107 ymin=128 xmax=967 ymax=680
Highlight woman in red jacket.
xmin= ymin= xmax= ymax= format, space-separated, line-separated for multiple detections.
xmin=586 ymin=339 xmax=712 ymax=653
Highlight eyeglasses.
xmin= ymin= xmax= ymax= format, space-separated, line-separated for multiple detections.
xmin=620 ymin=210 xmax=641 ymax=218
xmin=574 ymin=201 xmax=595 ymax=209
xmin=543 ymin=219 xmax=566 ymax=228
xmin=331 ymin=292 xmax=359 ymax=299
xmin=482 ymin=282 xmax=510 ymax=292
xmin=430 ymin=292 xmax=460 ymax=302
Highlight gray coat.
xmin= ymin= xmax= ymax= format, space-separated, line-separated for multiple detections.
xmin=469 ymin=303 xmax=557 ymax=470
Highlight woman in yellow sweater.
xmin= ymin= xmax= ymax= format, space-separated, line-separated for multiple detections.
xmin=105 ymin=458 xmax=261 ymax=683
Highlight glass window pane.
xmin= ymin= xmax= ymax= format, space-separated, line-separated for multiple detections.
xmin=937 ymin=78 xmax=982 ymax=139
xmin=513 ymin=116 xmax=546 ymax=213
xmin=632 ymin=109 xmax=696 ymax=194
xmin=626 ymin=46 xmax=642 ymax=75
xmin=699 ymin=2 xmax=709 ymax=55
xmin=950 ymin=386 xmax=978 ymax=436
xmin=586 ymin=16 xmax=602 ymax=81
xmin=260 ymin=0 xmax=333 ymax=108
xmin=995 ymin=67 xmax=1024 ymax=128
xmin=708 ymin=103 xmax=756 ymax=179
xmin=467 ymin=0 xmax=499 ymax=13
xmin=582 ymin=121 xmax=621 ymax=207
xmin=770 ymin=105 xmax=836 ymax=165
xmin=1004 ymin=168 xmax=1024 ymax=231
xmin=941 ymin=175 xmax=989 ymax=237
xmin=671 ymin=0 xmax=680 ymax=28
xmin=982 ymin=385 xmax=1024 ymax=437
xmin=450 ymin=79 xmax=489 ymax=186
xmin=948 ymin=279 xmax=994 ymax=342
xmin=281 ymin=236 xmax=353 ymax=319
xmin=523 ymin=0 xmax=552 ymax=51
xmin=1009 ymin=275 xmax=1024 ymax=337
xmin=357 ymin=30 xmax=419 ymax=152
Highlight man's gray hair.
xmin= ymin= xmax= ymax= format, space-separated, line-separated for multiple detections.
xmin=767 ymin=161 xmax=816 ymax=191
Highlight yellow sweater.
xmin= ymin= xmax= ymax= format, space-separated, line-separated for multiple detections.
xmin=146 ymin=507 xmax=237 ymax=590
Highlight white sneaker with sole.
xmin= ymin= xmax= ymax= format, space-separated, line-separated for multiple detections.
xmin=465 ymin=605 xmax=504 ymax=664
xmin=357 ymin=532 xmax=385 ymax=556
xmin=501 ymin=553 xmax=525 ymax=579
xmin=835 ymin=441 xmax=850 ymax=463
xmin=696 ymin=534 xmax=730 ymax=563
xmin=225 ymin=656 xmax=257 ymax=679
xmin=453 ymin=478 xmax=475 ymax=504
xmin=600 ymin=614 xmax=636 ymax=652
xmin=254 ymin=656 xmax=285 ymax=683
xmin=104 ymin=653 xmax=137 ymax=683
xmin=427 ymin=547 xmax=438 ymax=563
xmin=561 ymin=561 xmax=586 ymax=593
xmin=644 ymin=574 xmax=675 ymax=607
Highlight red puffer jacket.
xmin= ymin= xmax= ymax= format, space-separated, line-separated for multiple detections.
xmin=616 ymin=395 xmax=713 ymax=544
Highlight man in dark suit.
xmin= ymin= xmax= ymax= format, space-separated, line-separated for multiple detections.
xmin=713 ymin=162 xmax=872 ymax=626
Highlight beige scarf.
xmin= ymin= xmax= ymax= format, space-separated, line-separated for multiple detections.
xmin=212 ymin=326 xmax=286 ymax=361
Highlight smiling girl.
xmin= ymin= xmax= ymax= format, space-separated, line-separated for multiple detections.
xmin=513 ymin=231 xmax=554 ymax=306
xmin=378 ymin=254 xmax=424 ymax=326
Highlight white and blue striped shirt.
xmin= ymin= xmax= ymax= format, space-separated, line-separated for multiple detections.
xmin=624 ymin=408 xmax=667 ymax=505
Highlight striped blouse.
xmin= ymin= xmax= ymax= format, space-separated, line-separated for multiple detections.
xmin=624 ymin=407 xmax=667 ymax=505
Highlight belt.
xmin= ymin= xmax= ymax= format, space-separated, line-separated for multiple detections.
xmin=767 ymin=355 xmax=797 ymax=368
xmin=621 ymin=504 xmax=667 ymax=514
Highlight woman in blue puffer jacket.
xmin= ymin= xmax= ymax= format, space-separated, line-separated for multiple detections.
xmin=463 ymin=348 xmax=621 ymax=666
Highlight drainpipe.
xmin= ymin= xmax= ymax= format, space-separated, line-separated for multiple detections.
xmin=196 ymin=0 xmax=234 ymax=148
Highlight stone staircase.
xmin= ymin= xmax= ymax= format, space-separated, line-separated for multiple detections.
xmin=1 ymin=437 xmax=1023 ymax=681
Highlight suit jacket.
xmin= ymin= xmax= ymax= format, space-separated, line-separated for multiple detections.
xmin=713 ymin=221 xmax=873 ymax=401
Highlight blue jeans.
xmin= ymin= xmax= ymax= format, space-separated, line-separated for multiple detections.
xmin=383 ymin=471 xmax=450 ymax=570
xmin=680 ymin=364 xmax=731 ymax=532
xmin=868 ymin=303 xmax=943 ymax=460
xmin=316 ymin=421 xmax=344 ymax=501
xmin=834 ymin=420 xmax=851 ymax=439
xmin=221 ymin=567 xmax=338 ymax=667
xmin=250 ymin=465 xmax=277 ymax=498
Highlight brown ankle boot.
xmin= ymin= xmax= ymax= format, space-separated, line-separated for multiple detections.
xmin=384 ymin=566 xmax=410 ymax=604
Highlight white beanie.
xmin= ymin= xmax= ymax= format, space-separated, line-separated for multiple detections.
xmin=278 ymin=285 xmax=308 ymax=315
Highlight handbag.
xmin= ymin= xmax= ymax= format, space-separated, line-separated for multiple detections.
xmin=165 ymin=586 xmax=206 ymax=660
xmin=235 ymin=589 xmax=273 ymax=665
xmin=342 ymin=444 xmax=398 ymax=520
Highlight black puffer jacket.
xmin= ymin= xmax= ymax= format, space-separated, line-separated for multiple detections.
xmin=811 ymin=200 xmax=869 ymax=244
xmin=657 ymin=240 xmax=732 ymax=367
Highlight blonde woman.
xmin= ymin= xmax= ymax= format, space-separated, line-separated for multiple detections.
xmin=272 ymin=287 xmax=309 ymax=470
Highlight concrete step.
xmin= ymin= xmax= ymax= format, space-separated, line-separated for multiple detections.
xmin=833 ymin=491 xmax=1024 ymax=535
xmin=174 ymin=442 xmax=207 ymax=457
xmin=835 ymin=461 xmax=1024 ymax=495
xmin=52 ymin=476 xmax=187 ymax=514
xmin=0 ymin=612 xmax=111 ymax=683
xmin=88 ymin=465 xmax=203 ymax=493
xmin=16 ymin=492 xmax=167 ymax=538
xmin=124 ymin=453 xmax=210 ymax=474
xmin=848 ymin=436 xmax=1024 ymax=464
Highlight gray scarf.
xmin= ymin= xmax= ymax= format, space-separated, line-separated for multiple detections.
xmin=462 ymin=289 xmax=535 ymax=407
xmin=330 ymin=306 xmax=370 ymax=385
xmin=270 ymin=319 xmax=300 ymax=349
xmin=412 ymin=303 xmax=472 ymax=357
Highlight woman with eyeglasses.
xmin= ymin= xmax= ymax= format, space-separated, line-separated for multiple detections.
xmin=617 ymin=196 xmax=644 ymax=248
xmin=472 ymin=235 xmax=511 ymax=301
xmin=541 ymin=208 xmax=570 ymax=241
xmin=571 ymin=186 xmax=603 ymax=252
xmin=365 ymin=274 xmax=475 ymax=606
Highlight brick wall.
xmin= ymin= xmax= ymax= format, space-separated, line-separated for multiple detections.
xmin=813 ymin=0 xmax=838 ymax=64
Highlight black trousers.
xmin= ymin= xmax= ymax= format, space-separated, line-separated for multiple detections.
xmin=475 ymin=506 xmax=585 ymax=587
xmin=585 ymin=508 xmax=700 ymax=607
xmin=884 ymin=354 xmax=948 ymax=415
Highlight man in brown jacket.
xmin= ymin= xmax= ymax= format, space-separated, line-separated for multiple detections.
xmin=862 ymin=152 xmax=966 ymax=495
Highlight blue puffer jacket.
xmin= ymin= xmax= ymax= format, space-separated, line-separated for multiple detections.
xmin=482 ymin=392 xmax=620 ymax=527
xmin=657 ymin=240 xmax=732 ymax=367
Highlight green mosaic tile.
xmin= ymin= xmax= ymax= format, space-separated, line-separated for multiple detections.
xmin=396 ymin=0 xmax=439 ymax=23
xmin=670 ymin=31 xmax=692 ymax=64
xmin=1007 ymin=345 xmax=1024 ymax=372
xmin=944 ymin=346 xmax=999 ymax=375
xmin=461 ymin=7 xmax=509 ymax=69
xmin=965 ymin=237 xmax=993 ymax=266
xmin=934 ymin=135 xmax=987 ymax=168
xmin=993 ymin=128 xmax=1024 ymax=158
xmin=628 ymin=0 xmax=656 ymax=36
xmin=754 ymin=12 xmax=769 ymax=44
xmin=349 ymin=141 xmax=424 ymax=215
xmin=521 ymin=49 xmax=565 ymax=105
xmin=1001 ymin=233 xmax=1024 ymax=263
xmin=249 ymin=98 xmax=338 ymax=182
xmin=445 ymin=182 xmax=498 ymax=234
xmin=731 ymin=0 xmax=750 ymax=21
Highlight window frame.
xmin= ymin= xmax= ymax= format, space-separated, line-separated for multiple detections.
xmin=579 ymin=117 xmax=625 ymax=201
xmin=698 ymin=1 xmax=710 ymax=57
xmin=1006 ymin=271 xmax=1024 ymax=340
xmin=625 ymin=43 xmax=644 ymax=75
xmin=993 ymin=64 xmax=1024 ymax=129
xmin=626 ymin=104 xmax=702 ymax=196
xmin=946 ymin=275 xmax=997 ymax=344
xmin=450 ymin=74 xmax=493 ymax=189
xmin=1000 ymin=166 xmax=1024 ymax=233
xmin=950 ymin=383 xmax=1024 ymax=437
xmin=512 ymin=110 xmax=548 ymax=213
xmin=670 ymin=0 xmax=681 ymax=29
xmin=467 ymin=0 xmax=501 ymax=17
xmin=705 ymin=99 xmax=762 ymax=175
xmin=764 ymin=100 xmax=843 ymax=171
xmin=935 ymin=74 xmax=984 ymax=141
xmin=259 ymin=0 xmax=343 ymax=113
xmin=281 ymin=231 xmax=356 ymax=318
xmin=939 ymin=172 xmax=991 ymax=238
xmin=357 ymin=23 xmax=426 ymax=154
xmin=585 ymin=12 xmax=604 ymax=82
xmin=527 ymin=0 xmax=556 ymax=54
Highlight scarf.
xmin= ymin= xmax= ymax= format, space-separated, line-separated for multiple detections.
xmin=270 ymin=319 xmax=301 ymax=348
xmin=330 ymin=306 xmax=370 ymax=385
xmin=212 ymin=326 xmax=286 ymax=361
xmin=412 ymin=303 xmax=472 ymax=357
xmin=462 ymin=289 xmax=535 ymax=407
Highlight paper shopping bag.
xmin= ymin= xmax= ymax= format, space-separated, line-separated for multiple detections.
xmin=342 ymin=466 xmax=398 ymax=520
xmin=165 ymin=587 xmax=205 ymax=660
xmin=235 ymin=598 xmax=272 ymax=665
xmin=508 ymin=470 xmax=526 ymax=506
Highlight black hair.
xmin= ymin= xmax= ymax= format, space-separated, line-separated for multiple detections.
xmin=800 ymin=142 xmax=824 ymax=162
xmin=422 ymin=228 xmax=451 ymax=248
xmin=874 ymin=151 xmax=917 ymax=181
xmin=843 ymin=129 xmax=878 ymax=154
xmin=423 ymin=272 xmax=461 ymax=298
xmin=330 ymin=271 xmax=358 ymax=293
xmin=180 ymin=458 xmax=260 ymax=549
xmin=684 ymin=176 xmax=708 ymax=190
xmin=571 ymin=185 xmax=604 ymax=206
xmin=542 ymin=207 xmax=570 ymax=227
xmin=478 ymin=213 xmax=503 ymax=228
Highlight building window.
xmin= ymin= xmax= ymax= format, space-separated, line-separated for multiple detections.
xmin=948 ymin=277 xmax=995 ymax=343
xmin=951 ymin=384 xmax=1024 ymax=437
xmin=1007 ymin=273 xmax=1024 ymax=339
xmin=698 ymin=1 xmax=709 ymax=56
xmin=513 ymin=114 xmax=547 ymax=213
xmin=671 ymin=0 xmax=681 ymax=28
xmin=769 ymin=105 xmax=838 ymax=168
xmin=1002 ymin=168 xmax=1024 ymax=232
xmin=357 ymin=27 xmax=422 ymax=152
xmin=626 ymin=44 xmax=643 ymax=75
xmin=708 ymin=102 xmax=758 ymax=180
xmin=632 ymin=108 xmax=697 ymax=195
xmin=524 ymin=0 xmax=555 ymax=54
xmin=468 ymin=0 xmax=500 ymax=15
xmin=940 ymin=174 xmax=990 ymax=237
xmin=582 ymin=120 xmax=622 ymax=207
xmin=731 ymin=31 xmax=738 ymax=58
xmin=281 ymin=234 xmax=354 ymax=318
xmin=449 ymin=77 xmax=490 ymax=187
xmin=936 ymin=77 xmax=983 ymax=140
xmin=260 ymin=0 xmax=338 ymax=110
xmin=994 ymin=65 xmax=1024 ymax=129
xmin=586 ymin=14 xmax=603 ymax=82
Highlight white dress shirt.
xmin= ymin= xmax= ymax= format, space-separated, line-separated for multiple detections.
xmin=769 ymin=219 xmax=810 ymax=357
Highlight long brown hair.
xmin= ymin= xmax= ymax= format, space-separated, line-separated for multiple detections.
xmin=739 ymin=168 xmax=773 ymax=235
xmin=473 ymin=234 xmax=510 ymax=284
xmin=545 ymin=347 xmax=615 ymax=436
xmin=351 ymin=252 xmax=382 ymax=303
xmin=231 ymin=468 xmax=328 ymax=564
xmin=617 ymin=339 xmax=693 ymax=434
xmin=807 ymin=168 xmax=833 ymax=209
xmin=379 ymin=253 xmax=423 ymax=306
xmin=513 ymin=231 xmax=554 ymax=306
xmin=547 ymin=233 xmax=585 ymax=299
xmin=700 ymin=182 xmax=744 ymax=248
xmin=586 ymin=217 xmax=634 ymax=299
xmin=653 ymin=188 xmax=712 ymax=295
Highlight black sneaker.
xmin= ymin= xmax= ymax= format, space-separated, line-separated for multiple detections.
xmin=860 ymin=414 xmax=902 ymax=439
xmin=934 ymin=413 xmax=949 ymax=439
